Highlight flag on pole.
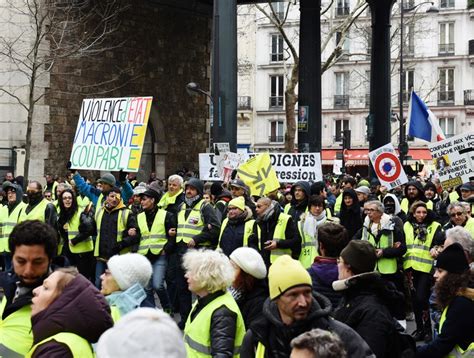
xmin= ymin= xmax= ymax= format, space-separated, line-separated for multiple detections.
xmin=407 ymin=91 xmax=445 ymax=142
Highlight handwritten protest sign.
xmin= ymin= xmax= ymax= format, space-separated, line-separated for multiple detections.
xmin=199 ymin=152 xmax=322 ymax=183
xmin=216 ymin=152 xmax=248 ymax=182
xmin=70 ymin=97 xmax=152 ymax=172
xmin=429 ymin=132 xmax=474 ymax=190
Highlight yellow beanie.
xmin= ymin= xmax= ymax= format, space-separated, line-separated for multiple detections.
xmin=268 ymin=255 xmax=312 ymax=299
xmin=228 ymin=196 xmax=245 ymax=211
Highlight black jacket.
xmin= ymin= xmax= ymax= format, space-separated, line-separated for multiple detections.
xmin=189 ymin=291 xmax=239 ymax=358
xmin=334 ymin=273 xmax=403 ymax=358
xmin=257 ymin=202 xmax=301 ymax=267
xmin=405 ymin=209 xmax=445 ymax=249
xmin=219 ymin=207 xmax=259 ymax=256
xmin=164 ymin=192 xmax=185 ymax=216
xmin=339 ymin=189 xmax=364 ymax=240
xmin=287 ymin=181 xmax=311 ymax=223
xmin=234 ymin=279 xmax=269 ymax=328
xmin=241 ymin=292 xmax=374 ymax=358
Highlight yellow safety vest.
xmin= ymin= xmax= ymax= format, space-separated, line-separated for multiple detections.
xmin=362 ymin=225 xmax=397 ymax=274
xmin=0 ymin=296 xmax=33 ymax=357
xmin=403 ymin=221 xmax=440 ymax=273
xmin=334 ymin=194 xmax=343 ymax=215
xmin=176 ymin=200 xmax=207 ymax=245
xmin=439 ymin=304 xmax=474 ymax=357
xmin=400 ymin=198 xmax=433 ymax=214
xmin=110 ymin=305 xmax=121 ymax=323
xmin=25 ymin=332 xmax=94 ymax=358
xmin=463 ymin=218 xmax=474 ymax=238
xmin=137 ymin=209 xmax=168 ymax=255
xmin=18 ymin=199 xmax=50 ymax=223
xmin=158 ymin=189 xmax=183 ymax=209
xmin=184 ymin=291 xmax=245 ymax=357
xmin=297 ymin=219 xmax=319 ymax=269
xmin=283 ymin=203 xmax=291 ymax=214
xmin=0 ymin=202 xmax=26 ymax=253
xmin=449 ymin=191 xmax=460 ymax=203
xmin=77 ymin=196 xmax=91 ymax=210
xmin=94 ymin=206 xmax=130 ymax=257
xmin=43 ymin=181 xmax=59 ymax=200
xmin=218 ymin=218 xmax=256 ymax=249
xmin=65 ymin=211 xmax=94 ymax=254
xmin=270 ymin=213 xmax=292 ymax=263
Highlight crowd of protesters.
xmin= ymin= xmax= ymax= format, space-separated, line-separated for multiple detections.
xmin=0 ymin=165 xmax=472 ymax=357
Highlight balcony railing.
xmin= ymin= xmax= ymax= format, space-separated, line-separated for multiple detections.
xmin=269 ymin=96 xmax=283 ymax=108
xmin=334 ymin=94 xmax=349 ymax=109
xmin=465 ymin=90 xmax=474 ymax=105
xmin=438 ymin=90 xmax=455 ymax=105
xmin=439 ymin=43 xmax=455 ymax=55
xmin=269 ymin=135 xmax=284 ymax=143
xmin=336 ymin=6 xmax=350 ymax=16
xmin=237 ymin=96 xmax=252 ymax=110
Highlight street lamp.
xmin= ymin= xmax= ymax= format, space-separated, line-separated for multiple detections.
xmin=186 ymin=82 xmax=213 ymax=151
xmin=399 ymin=1 xmax=438 ymax=164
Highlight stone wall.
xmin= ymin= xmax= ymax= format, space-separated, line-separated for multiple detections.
xmin=44 ymin=0 xmax=211 ymax=179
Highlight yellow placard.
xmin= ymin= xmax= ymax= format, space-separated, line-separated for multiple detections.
xmin=237 ymin=153 xmax=280 ymax=197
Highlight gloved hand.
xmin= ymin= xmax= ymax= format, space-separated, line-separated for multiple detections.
xmin=66 ymin=161 xmax=76 ymax=174
xmin=118 ymin=170 xmax=127 ymax=182
xmin=112 ymin=242 xmax=123 ymax=255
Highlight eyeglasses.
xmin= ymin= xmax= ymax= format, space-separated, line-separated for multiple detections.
xmin=450 ymin=212 xmax=464 ymax=218
xmin=364 ymin=208 xmax=376 ymax=212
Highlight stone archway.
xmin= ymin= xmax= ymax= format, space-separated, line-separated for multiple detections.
xmin=137 ymin=104 xmax=168 ymax=182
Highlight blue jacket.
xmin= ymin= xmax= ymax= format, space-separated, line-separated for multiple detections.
xmin=73 ymin=172 xmax=133 ymax=206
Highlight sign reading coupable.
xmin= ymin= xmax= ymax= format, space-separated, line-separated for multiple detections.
xmin=69 ymin=97 xmax=152 ymax=172
xmin=429 ymin=132 xmax=474 ymax=189
xmin=199 ymin=152 xmax=322 ymax=183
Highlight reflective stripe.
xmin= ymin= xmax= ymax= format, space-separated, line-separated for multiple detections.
xmin=184 ymin=335 xmax=211 ymax=355
xmin=0 ymin=343 xmax=24 ymax=358
xmin=138 ymin=244 xmax=165 ymax=250
xmin=406 ymin=244 xmax=430 ymax=252
xmin=404 ymin=255 xmax=433 ymax=265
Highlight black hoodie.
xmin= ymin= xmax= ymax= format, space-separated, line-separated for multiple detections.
xmin=287 ymin=181 xmax=311 ymax=223
xmin=339 ymin=189 xmax=364 ymax=240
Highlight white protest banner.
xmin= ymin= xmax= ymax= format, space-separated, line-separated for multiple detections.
xmin=428 ymin=132 xmax=474 ymax=190
xmin=333 ymin=160 xmax=342 ymax=175
xmin=369 ymin=143 xmax=408 ymax=189
xmin=199 ymin=152 xmax=322 ymax=183
xmin=70 ymin=97 xmax=152 ymax=172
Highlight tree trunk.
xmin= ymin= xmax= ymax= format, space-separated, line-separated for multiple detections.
xmin=284 ymin=59 xmax=299 ymax=152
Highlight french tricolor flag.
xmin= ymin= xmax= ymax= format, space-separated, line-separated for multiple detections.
xmin=407 ymin=91 xmax=445 ymax=142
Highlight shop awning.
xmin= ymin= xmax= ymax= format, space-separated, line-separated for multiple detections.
xmin=321 ymin=148 xmax=433 ymax=166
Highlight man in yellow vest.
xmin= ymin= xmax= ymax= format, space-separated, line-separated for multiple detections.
xmin=283 ymin=181 xmax=311 ymax=223
xmin=255 ymin=197 xmax=300 ymax=268
xmin=175 ymin=178 xmax=220 ymax=329
xmin=400 ymin=181 xmax=433 ymax=215
xmin=0 ymin=182 xmax=26 ymax=271
xmin=136 ymin=187 xmax=176 ymax=312
xmin=0 ymin=220 xmax=58 ymax=357
xmin=44 ymin=174 xmax=59 ymax=200
xmin=443 ymin=201 xmax=474 ymax=238
xmin=94 ymin=188 xmax=139 ymax=288
xmin=19 ymin=181 xmax=57 ymax=229
xmin=240 ymin=255 xmax=373 ymax=357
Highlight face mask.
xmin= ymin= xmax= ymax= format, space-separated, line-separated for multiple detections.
xmin=27 ymin=191 xmax=43 ymax=203
xmin=384 ymin=202 xmax=395 ymax=214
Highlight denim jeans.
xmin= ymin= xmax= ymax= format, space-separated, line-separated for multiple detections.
xmin=148 ymin=255 xmax=172 ymax=310
xmin=95 ymin=260 xmax=107 ymax=289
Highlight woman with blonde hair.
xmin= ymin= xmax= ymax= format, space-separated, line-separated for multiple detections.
xmin=183 ymin=249 xmax=246 ymax=357
xmin=27 ymin=267 xmax=113 ymax=357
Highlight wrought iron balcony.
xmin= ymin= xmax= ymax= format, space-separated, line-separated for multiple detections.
xmin=268 ymin=135 xmax=284 ymax=143
xmin=269 ymin=96 xmax=284 ymax=109
xmin=336 ymin=6 xmax=350 ymax=16
xmin=438 ymin=90 xmax=455 ymax=105
xmin=334 ymin=95 xmax=349 ymax=109
xmin=438 ymin=43 xmax=455 ymax=55
xmin=237 ymin=96 xmax=252 ymax=110
xmin=465 ymin=90 xmax=474 ymax=105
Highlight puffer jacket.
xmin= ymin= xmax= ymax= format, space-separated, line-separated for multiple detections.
xmin=30 ymin=274 xmax=113 ymax=357
xmin=219 ymin=207 xmax=259 ymax=256
xmin=241 ymin=292 xmax=374 ymax=358
xmin=334 ymin=273 xmax=403 ymax=358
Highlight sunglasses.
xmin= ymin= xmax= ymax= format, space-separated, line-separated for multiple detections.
xmin=450 ymin=212 xmax=464 ymax=218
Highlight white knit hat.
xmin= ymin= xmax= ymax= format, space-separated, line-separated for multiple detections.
xmin=96 ymin=308 xmax=186 ymax=358
xmin=230 ymin=247 xmax=267 ymax=280
xmin=107 ymin=254 xmax=152 ymax=291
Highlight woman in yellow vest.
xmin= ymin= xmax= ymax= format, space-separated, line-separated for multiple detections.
xmin=57 ymin=189 xmax=95 ymax=281
xmin=183 ymin=249 xmax=246 ymax=357
xmin=403 ymin=201 xmax=444 ymax=343
xmin=416 ymin=243 xmax=474 ymax=357
xmin=27 ymin=267 xmax=113 ymax=357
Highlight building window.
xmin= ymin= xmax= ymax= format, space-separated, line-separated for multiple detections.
xmin=365 ymin=70 xmax=371 ymax=108
xmin=334 ymin=72 xmax=349 ymax=108
xmin=402 ymin=0 xmax=415 ymax=9
xmin=402 ymin=69 xmax=414 ymax=104
xmin=336 ymin=31 xmax=350 ymax=57
xmin=271 ymin=2 xmax=285 ymax=21
xmin=439 ymin=22 xmax=455 ymax=54
xmin=439 ymin=117 xmax=454 ymax=137
xmin=366 ymin=27 xmax=372 ymax=58
xmin=270 ymin=34 xmax=284 ymax=62
xmin=269 ymin=120 xmax=284 ymax=143
xmin=269 ymin=75 xmax=284 ymax=108
xmin=336 ymin=0 xmax=350 ymax=16
xmin=438 ymin=68 xmax=455 ymax=104
xmin=404 ymin=24 xmax=415 ymax=57
xmin=440 ymin=0 xmax=455 ymax=8
xmin=334 ymin=119 xmax=349 ymax=142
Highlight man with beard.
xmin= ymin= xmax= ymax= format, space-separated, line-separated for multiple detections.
xmin=175 ymin=178 xmax=220 ymax=328
xmin=256 ymin=197 xmax=300 ymax=268
xmin=0 ymin=221 xmax=58 ymax=357
xmin=240 ymin=255 xmax=374 ymax=358
xmin=217 ymin=196 xmax=259 ymax=256
xmin=0 ymin=182 xmax=27 ymax=272
xmin=284 ymin=181 xmax=311 ymax=224
xmin=424 ymin=181 xmax=449 ymax=225
xmin=400 ymin=181 xmax=433 ymax=215
xmin=18 ymin=181 xmax=57 ymax=229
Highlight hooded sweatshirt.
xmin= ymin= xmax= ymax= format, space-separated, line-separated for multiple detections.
xmin=338 ymin=189 xmax=364 ymax=240
xmin=287 ymin=181 xmax=311 ymax=223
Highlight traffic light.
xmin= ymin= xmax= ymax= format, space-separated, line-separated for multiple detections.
xmin=342 ymin=129 xmax=351 ymax=150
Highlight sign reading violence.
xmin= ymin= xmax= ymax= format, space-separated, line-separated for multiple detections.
xmin=199 ymin=152 xmax=322 ymax=183
xmin=69 ymin=97 xmax=153 ymax=171
xmin=429 ymin=131 xmax=474 ymax=190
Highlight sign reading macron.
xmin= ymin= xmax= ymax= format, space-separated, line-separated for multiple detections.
xmin=199 ymin=152 xmax=322 ymax=183
xmin=70 ymin=97 xmax=152 ymax=172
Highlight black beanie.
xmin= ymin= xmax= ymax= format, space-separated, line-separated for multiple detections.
xmin=210 ymin=181 xmax=224 ymax=197
xmin=434 ymin=243 xmax=469 ymax=274
xmin=340 ymin=240 xmax=377 ymax=275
